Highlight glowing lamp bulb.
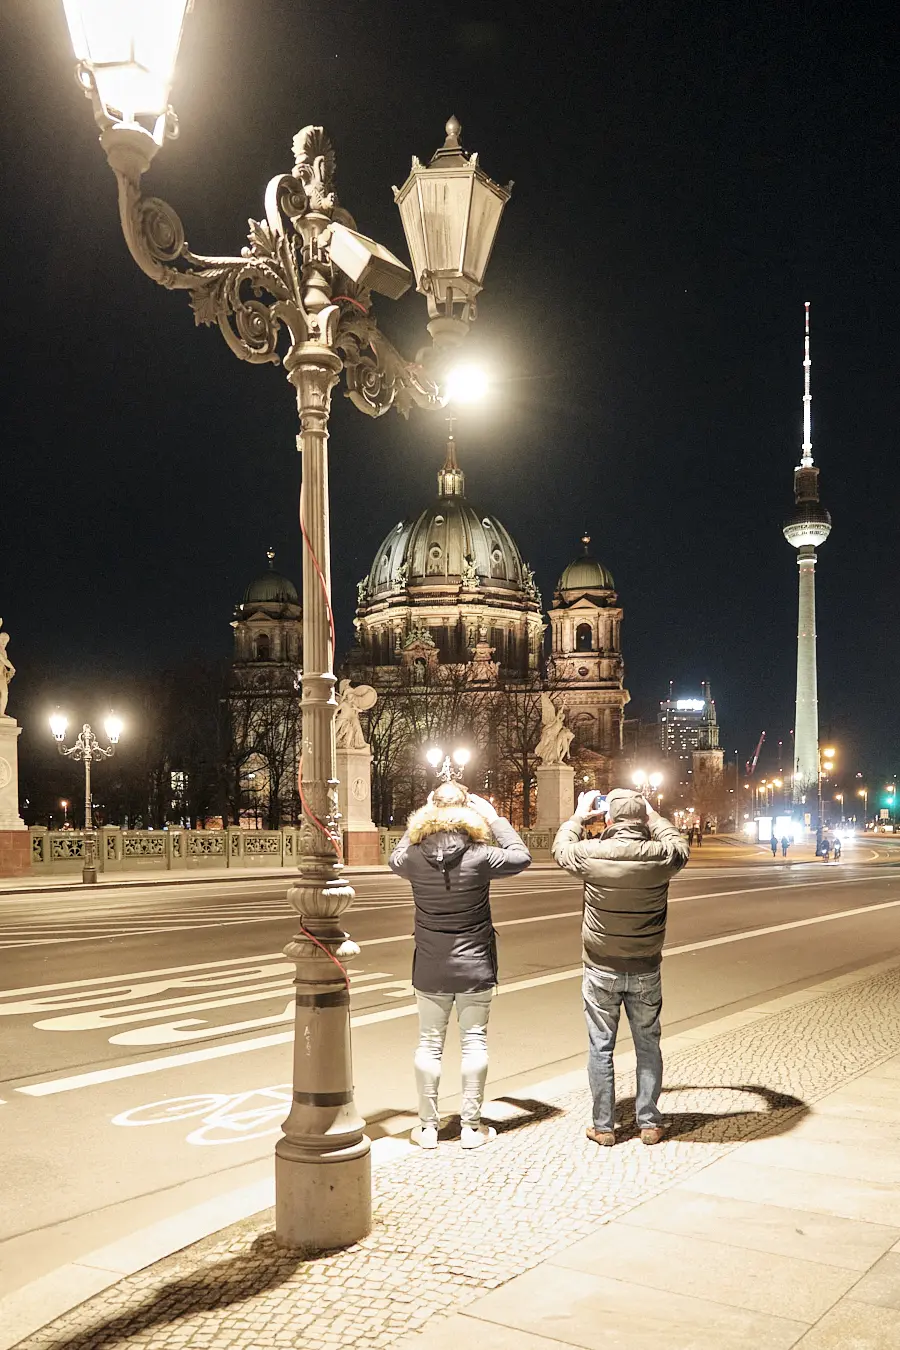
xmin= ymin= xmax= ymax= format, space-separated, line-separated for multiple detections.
xmin=445 ymin=363 xmax=488 ymax=404
xmin=425 ymin=747 xmax=443 ymax=768
xmin=452 ymin=747 xmax=470 ymax=767
xmin=104 ymin=714 xmax=123 ymax=744
xmin=632 ymin=769 xmax=647 ymax=788
xmin=649 ymin=772 xmax=663 ymax=789
xmin=50 ymin=713 xmax=68 ymax=741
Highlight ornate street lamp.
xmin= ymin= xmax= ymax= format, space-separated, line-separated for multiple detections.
xmin=60 ymin=3 xmax=509 ymax=1251
xmin=426 ymin=745 xmax=471 ymax=783
xmin=50 ymin=714 xmax=122 ymax=884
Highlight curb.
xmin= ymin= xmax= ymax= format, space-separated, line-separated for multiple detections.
xmin=4 ymin=951 xmax=900 ymax=1350
xmin=0 ymin=866 xmax=393 ymax=897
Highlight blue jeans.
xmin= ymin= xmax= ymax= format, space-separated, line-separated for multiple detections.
xmin=582 ymin=966 xmax=663 ymax=1132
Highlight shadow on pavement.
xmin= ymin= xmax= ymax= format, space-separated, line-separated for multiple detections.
xmin=614 ymin=1082 xmax=808 ymax=1144
xmin=43 ymin=1234 xmax=303 ymax=1350
xmin=439 ymin=1094 xmax=564 ymax=1140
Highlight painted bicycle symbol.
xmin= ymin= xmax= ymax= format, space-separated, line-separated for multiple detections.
xmin=111 ymin=1084 xmax=293 ymax=1145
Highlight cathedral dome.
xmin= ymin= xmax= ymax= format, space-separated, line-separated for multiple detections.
xmin=558 ymin=534 xmax=615 ymax=592
xmin=242 ymin=549 xmax=299 ymax=606
xmin=365 ymin=436 xmax=530 ymax=600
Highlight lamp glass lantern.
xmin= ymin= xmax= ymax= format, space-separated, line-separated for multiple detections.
xmin=50 ymin=712 xmax=68 ymax=741
xmin=394 ymin=117 xmax=511 ymax=319
xmin=62 ymin=0 xmax=192 ymax=125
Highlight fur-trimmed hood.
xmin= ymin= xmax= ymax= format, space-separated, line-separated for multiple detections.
xmin=407 ymin=803 xmax=493 ymax=846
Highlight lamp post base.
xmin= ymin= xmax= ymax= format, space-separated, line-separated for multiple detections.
xmin=82 ymin=865 xmax=99 ymax=884
xmin=274 ymin=1135 xmax=372 ymax=1252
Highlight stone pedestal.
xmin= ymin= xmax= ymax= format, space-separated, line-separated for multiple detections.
xmin=535 ymin=762 xmax=575 ymax=832
xmin=0 ymin=715 xmax=29 ymax=876
xmin=336 ymin=745 xmax=381 ymax=865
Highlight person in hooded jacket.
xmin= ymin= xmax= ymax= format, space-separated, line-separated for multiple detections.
xmin=389 ymin=780 xmax=531 ymax=1150
xmin=553 ymin=787 xmax=690 ymax=1147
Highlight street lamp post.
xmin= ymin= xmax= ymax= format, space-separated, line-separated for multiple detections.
xmin=60 ymin=4 xmax=509 ymax=1250
xmin=817 ymin=746 xmax=835 ymax=849
xmin=857 ymin=787 xmax=868 ymax=828
xmin=49 ymin=715 xmax=122 ymax=883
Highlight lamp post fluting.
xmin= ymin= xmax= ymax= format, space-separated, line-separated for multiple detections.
xmin=60 ymin=3 xmax=510 ymax=1250
xmin=50 ymin=717 xmax=122 ymax=884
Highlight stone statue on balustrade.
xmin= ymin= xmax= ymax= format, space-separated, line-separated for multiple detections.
xmin=0 ymin=620 xmax=15 ymax=719
xmin=334 ymin=679 xmax=378 ymax=750
xmin=535 ymin=693 xmax=574 ymax=765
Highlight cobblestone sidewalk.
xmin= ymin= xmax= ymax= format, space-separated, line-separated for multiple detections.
xmin=16 ymin=964 xmax=900 ymax=1350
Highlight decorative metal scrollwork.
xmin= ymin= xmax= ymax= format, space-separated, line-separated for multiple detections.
xmin=106 ymin=123 xmax=444 ymax=410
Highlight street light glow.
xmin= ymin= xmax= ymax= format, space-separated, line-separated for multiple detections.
xmin=649 ymin=772 xmax=663 ymax=788
xmin=104 ymin=714 xmax=123 ymax=744
xmin=452 ymin=747 xmax=471 ymax=767
xmin=63 ymin=0 xmax=193 ymax=127
xmin=444 ymin=363 xmax=489 ymax=404
xmin=50 ymin=712 xmax=68 ymax=741
xmin=425 ymin=746 xmax=443 ymax=768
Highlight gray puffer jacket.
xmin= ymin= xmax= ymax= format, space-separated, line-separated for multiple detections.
xmin=552 ymin=808 xmax=689 ymax=972
xmin=390 ymin=804 xmax=531 ymax=993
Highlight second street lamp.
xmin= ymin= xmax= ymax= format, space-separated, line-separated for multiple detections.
xmin=50 ymin=714 xmax=122 ymax=884
xmin=61 ymin=4 xmax=510 ymax=1251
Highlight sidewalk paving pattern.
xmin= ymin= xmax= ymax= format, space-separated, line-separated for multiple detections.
xmin=11 ymin=962 xmax=900 ymax=1350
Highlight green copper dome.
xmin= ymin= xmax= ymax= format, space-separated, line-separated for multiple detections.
xmin=558 ymin=533 xmax=614 ymax=592
xmin=242 ymin=549 xmax=299 ymax=606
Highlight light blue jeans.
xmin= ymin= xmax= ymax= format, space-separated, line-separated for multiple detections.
xmin=414 ymin=990 xmax=493 ymax=1128
xmin=582 ymin=966 xmax=664 ymax=1132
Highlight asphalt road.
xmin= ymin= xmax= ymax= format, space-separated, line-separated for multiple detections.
xmin=2 ymin=842 xmax=899 ymax=1297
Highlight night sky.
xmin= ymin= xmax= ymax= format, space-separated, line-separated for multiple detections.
xmin=3 ymin=0 xmax=898 ymax=788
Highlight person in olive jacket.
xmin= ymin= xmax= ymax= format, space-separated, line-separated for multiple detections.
xmin=553 ymin=787 xmax=689 ymax=1148
xmin=390 ymin=780 xmax=531 ymax=1150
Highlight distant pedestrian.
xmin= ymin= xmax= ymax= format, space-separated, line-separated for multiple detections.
xmin=389 ymin=781 xmax=531 ymax=1150
xmin=781 ymin=834 xmax=790 ymax=857
xmin=694 ymin=824 xmax=703 ymax=848
xmin=687 ymin=826 xmax=695 ymax=846
xmin=770 ymin=830 xmax=779 ymax=857
xmin=833 ymin=836 xmax=842 ymax=861
xmin=552 ymin=789 xmax=689 ymax=1148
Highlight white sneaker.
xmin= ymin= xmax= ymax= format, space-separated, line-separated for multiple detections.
xmin=460 ymin=1124 xmax=497 ymax=1150
xmin=411 ymin=1124 xmax=438 ymax=1149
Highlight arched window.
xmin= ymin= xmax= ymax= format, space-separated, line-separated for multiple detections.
xmin=255 ymin=634 xmax=271 ymax=661
xmin=575 ymin=622 xmax=593 ymax=652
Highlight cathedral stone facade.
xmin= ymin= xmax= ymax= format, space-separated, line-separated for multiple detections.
xmin=232 ymin=439 xmax=630 ymax=822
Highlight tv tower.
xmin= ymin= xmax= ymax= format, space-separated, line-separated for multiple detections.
xmin=783 ymin=303 xmax=831 ymax=809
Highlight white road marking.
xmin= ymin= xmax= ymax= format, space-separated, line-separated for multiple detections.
xmin=16 ymin=888 xmax=900 ymax=1098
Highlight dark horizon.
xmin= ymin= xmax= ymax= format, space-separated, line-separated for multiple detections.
xmin=3 ymin=0 xmax=898 ymax=792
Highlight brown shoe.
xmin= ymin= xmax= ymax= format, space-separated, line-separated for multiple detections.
xmin=586 ymin=1127 xmax=615 ymax=1147
xmin=640 ymin=1126 xmax=665 ymax=1146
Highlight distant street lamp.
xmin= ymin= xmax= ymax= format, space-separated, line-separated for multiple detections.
xmin=60 ymin=2 xmax=509 ymax=1250
xmin=426 ymin=745 xmax=471 ymax=783
xmin=857 ymin=786 xmax=868 ymax=828
xmin=817 ymin=746 xmax=836 ymax=847
xmin=60 ymin=798 xmax=69 ymax=826
xmin=50 ymin=715 xmax=123 ymax=884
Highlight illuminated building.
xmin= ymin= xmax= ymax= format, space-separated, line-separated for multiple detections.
xmin=658 ymin=682 xmax=719 ymax=785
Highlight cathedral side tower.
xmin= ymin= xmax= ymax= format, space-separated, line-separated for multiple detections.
xmin=548 ymin=533 xmax=630 ymax=754
xmin=231 ymin=548 xmax=303 ymax=682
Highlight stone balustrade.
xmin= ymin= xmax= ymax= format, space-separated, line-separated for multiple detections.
xmin=26 ymin=822 xmax=552 ymax=875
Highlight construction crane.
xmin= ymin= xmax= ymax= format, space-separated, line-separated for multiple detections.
xmin=745 ymin=731 xmax=766 ymax=777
